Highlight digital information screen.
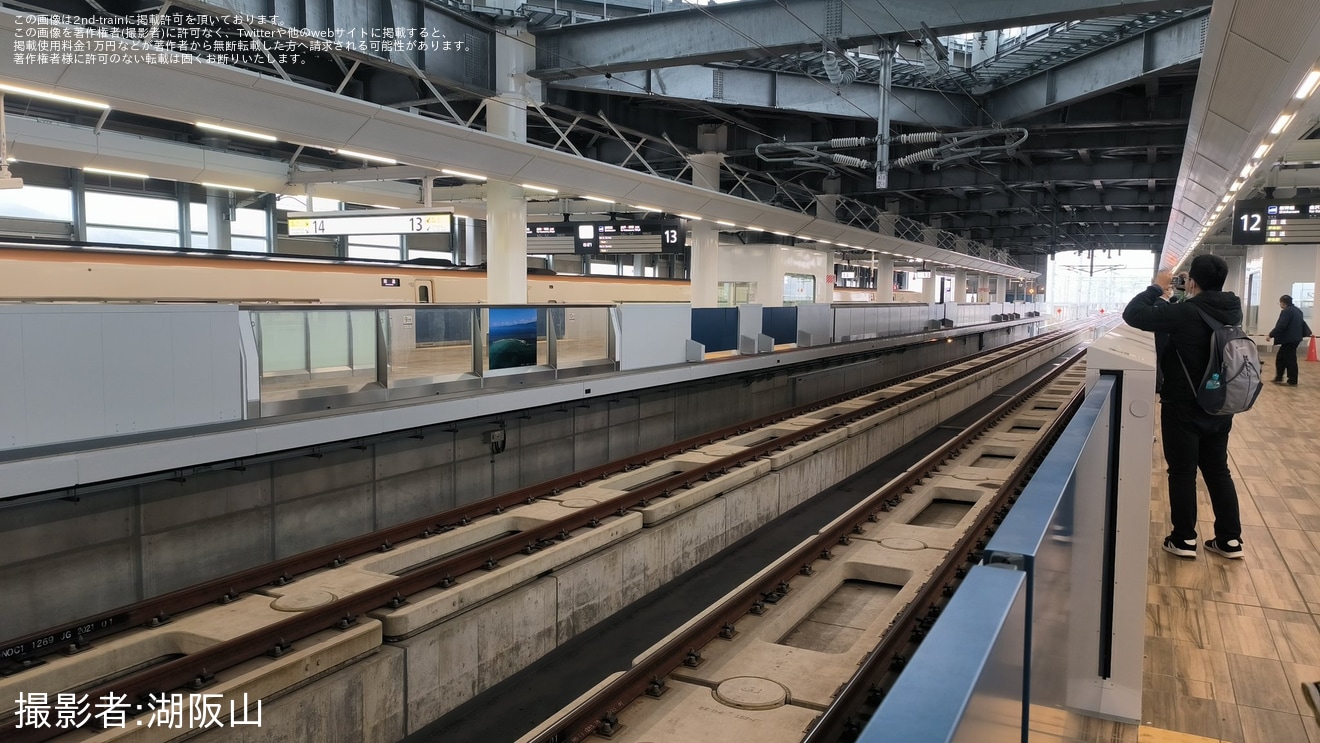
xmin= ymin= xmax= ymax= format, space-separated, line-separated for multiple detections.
xmin=525 ymin=219 xmax=686 ymax=254
xmin=288 ymin=210 xmax=452 ymax=236
xmin=1232 ymin=199 xmax=1320 ymax=245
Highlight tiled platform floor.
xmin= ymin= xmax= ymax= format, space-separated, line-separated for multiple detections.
xmin=1048 ymin=352 xmax=1320 ymax=743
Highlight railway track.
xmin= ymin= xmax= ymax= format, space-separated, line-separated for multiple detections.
xmin=522 ymin=349 xmax=1087 ymax=743
xmin=0 ymin=323 xmax=1091 ymax=743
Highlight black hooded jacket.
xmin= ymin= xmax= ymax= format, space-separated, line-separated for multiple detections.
xmin=1270 ymin=304 xmax=1307 ymax=345
xmin=1122 ymin=286 xmax=1244 ymax=404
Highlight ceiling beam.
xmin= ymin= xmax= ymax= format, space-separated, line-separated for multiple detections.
xmin=550 ymin=67 xmax=975 ymax=127
xmin=986 ymin=10 xmax=1208 ymax=121
xmin=532 ymin=0 xmax=1207 ymax=79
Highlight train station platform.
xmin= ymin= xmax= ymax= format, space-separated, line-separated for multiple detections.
xmin=1050 ymin=354 xmax=1320 ymax=743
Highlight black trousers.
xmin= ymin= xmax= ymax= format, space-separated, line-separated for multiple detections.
xmin=1160 ymin=400 xmax=1240 ymax=543
xmin=1276 ymin=342 xmax=1300 ymax=383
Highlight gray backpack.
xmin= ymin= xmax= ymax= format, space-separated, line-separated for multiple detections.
xmin=1176 ymin=304 xmax=1262 ymax=415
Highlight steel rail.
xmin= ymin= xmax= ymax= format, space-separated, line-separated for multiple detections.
xmin=2 ymin=327 xmax=1086 ymax=743
xmin=1 ymin=324 xmax=1067 ymax=671
xmin=527 ymin=347 xmax=1086 ymax=743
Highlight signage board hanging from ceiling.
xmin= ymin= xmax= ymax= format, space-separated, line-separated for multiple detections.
xmin=1232 ymin=198 xmax=1320 ymax=245
xmin=287 ymin=210 xmax=453 ymax=236
xmin=525 ymin=219 xmax=686 ymax=254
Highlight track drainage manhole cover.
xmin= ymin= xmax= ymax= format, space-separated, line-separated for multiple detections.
xmin=271 ymin=590 xmax=337 ymax=612
xmin=714 ymin=677 xmax=788 ymax=710
xmin=879 ymin=537 xmax=926 ymax=551
xmin=559 ymin=498 xmax=600 ymax=508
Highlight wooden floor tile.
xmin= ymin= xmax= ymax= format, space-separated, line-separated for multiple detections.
xmin=1045 ymin=376 xmax=1320 ymax=741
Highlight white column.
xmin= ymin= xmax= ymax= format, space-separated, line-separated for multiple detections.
xmin=922 ymin=271 xmax=940 ymax=304
xmin=689 ymin=152 xmax=721 ymax=307
xmin=206 ymin=187 xmax=232 ymax=251
xmin=875 ymin=255 xmax=895 ymax=303
xmin=483 ymin=29 xmax=534 ymax=304
xmin=990 ymin=276 xmax=1004 ymax=303
xmin=954 ymin=269 xmax=967 ymax=303
xmin=486 ymin=181 xmax=527 ymax=303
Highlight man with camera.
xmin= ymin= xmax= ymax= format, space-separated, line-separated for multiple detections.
xmin=1122 ymin=254 xmax=1245 ymax=559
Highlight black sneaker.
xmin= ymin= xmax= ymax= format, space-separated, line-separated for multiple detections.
xmin=1162 ymin=536 xmax=1197 ymax=558
xmin=1205 ymin=537 xmax=1243 ymax=559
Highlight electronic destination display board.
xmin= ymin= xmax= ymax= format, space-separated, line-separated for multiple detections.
xmin=1232 ymin=198 xmax=1320 ymax=245
xmin=524 ymin=219 xmax=686 ymax=254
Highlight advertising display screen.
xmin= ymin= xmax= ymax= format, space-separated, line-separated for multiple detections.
xmin=488 ymin=308 xmax=539 ymax=370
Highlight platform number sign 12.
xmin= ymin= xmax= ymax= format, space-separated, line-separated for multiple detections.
xmin=1231 ymin=200 xmax=1268 ymax=245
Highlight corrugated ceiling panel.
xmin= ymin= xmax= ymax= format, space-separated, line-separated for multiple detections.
xmin=1227 ymin=0 xmax=1320 ymax=64
xmin=1195 ymin=114 xmax=1250 ymax=172
xmin=1205 ymin=33 xmax=1291 ymax=131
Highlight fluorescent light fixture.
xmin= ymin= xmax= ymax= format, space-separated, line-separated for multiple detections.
xmin=715 ymin=220 xmax=736 ymax=227
xmin=1240 ymin=163 xmax=1256 ymax=179
xmin=583 ymin=195 xmax=614 ymax=203
xmin=369 ymin=204 xmax=400 ymax=210
xmin=202 ymin=182 xmax=256 ymax=192
xmin=1229 ymin=179 xmax=1244 ymax=192
xmin=337 ymin=149 xmax=397 ymax=165
xmin=520 ymin=183 xmax=557 ymax=194
xmin=1253 ymin=144 xmax=1271 ymax=160
xmin=1295 ymin=70 xmax=1320 ymax=99
xmin=772 ymin=231 xmax=791 ymax=237
xmin=0 ymin=83 xmax=109 ymax=109
xmin=1221 ymin=194 xmax=1232 ymax=203
xmin=678 ymin=213 xmax=702 ymax=221
xmin=1270 ymin=114 xmax=1293 ymax=134
xmin=630 ymin=204 xmax=659 ymax=212
xmin=196 ymin=122 xmax=277 ymax=142
xmin=749 ymin=225 xmax=766 ymax=232
xmin=441 ymin=168 xmax=486 ymax=181
xmin=83 ymin=166 xmax=148 ymax=179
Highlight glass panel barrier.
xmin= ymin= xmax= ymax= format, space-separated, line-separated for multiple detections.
xmin=308 ymin=311 xmax=351 ymax=372
xmin=350 ymin=311 xmax=376 ymax=371
xmin=552 ymin=306 xmax=612 ymax=368
xmin=389 ymin=307 xmax=476 ymax=386
xmin=257 ymin=312 xmax=307 ymax=376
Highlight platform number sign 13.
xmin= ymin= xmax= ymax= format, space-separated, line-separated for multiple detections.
xmin=1231 ymin=200 xmax=1268 ymax=245
xmin=661 ymin=220 xmax=686 ymax=250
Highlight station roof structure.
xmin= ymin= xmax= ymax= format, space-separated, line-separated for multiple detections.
xmin=1 ymin=0 xmax=1318 ymax=271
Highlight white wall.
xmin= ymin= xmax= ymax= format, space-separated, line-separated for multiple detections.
xmin=1259 ymin=244 xmax=1319 ymax=335
xmin=717 ymin=242 xmax=829 ymax=306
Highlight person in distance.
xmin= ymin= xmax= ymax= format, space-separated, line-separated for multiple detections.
xmin=1122 ymin=254 xmax=1244 ymax=559
xmin=1267 ymin=294 xmax=1310 ymax=386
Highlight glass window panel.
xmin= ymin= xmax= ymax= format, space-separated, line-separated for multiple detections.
xmin=621 ymin=264 xmax=637 ymax=276
xmin=347 ymin=244 xmax=402 ymax=261
xmin=408 ymin=249 xmax=453 ymax=262
xmin=232 ymin=207 xmax=267 ymax=237
xmin=0 ymin=184 xmax=74 ymax=221
xmin=86 ymin=226 xmax=180 ymax=247
xmin=191 ymin=233 xmax=209 ymax=250
xmin=85 ymin=192 xmax=178 ymax=230
xmin=232 ymin=236 xmax=268 ymax=253
xmin=189 ymin=203 xmax=208 ymax=233
xmin=588 ymin=260 xmax=618 ymax=276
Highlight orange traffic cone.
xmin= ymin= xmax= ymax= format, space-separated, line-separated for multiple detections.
xmin=1308 ymin=335 xmax=1318 ymax=363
